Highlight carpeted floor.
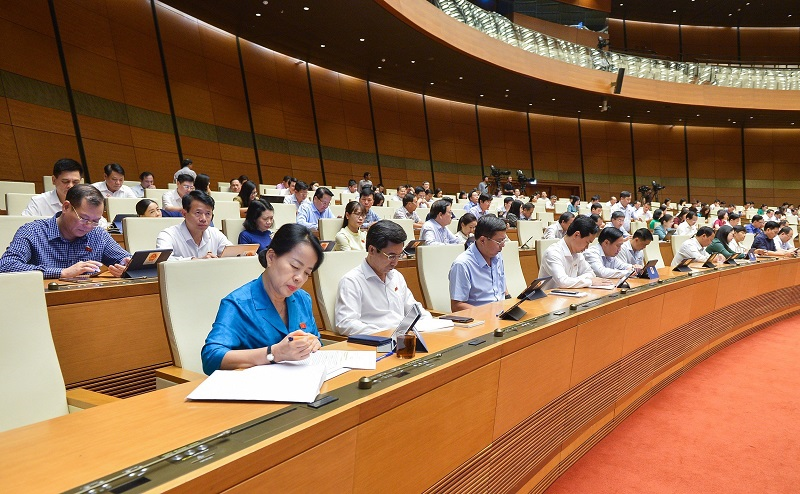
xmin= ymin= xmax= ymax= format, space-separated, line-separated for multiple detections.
xmin=545 ymin=316 xmax=800 ymax=494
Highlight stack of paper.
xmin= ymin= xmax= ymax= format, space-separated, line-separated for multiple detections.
xmin=415 ymin=318 xmax=455 ymax=333
xmin=187 ymin=364 xmax=326 ymax=403
xmin=284 ymin=350 xmax=376 ymax=380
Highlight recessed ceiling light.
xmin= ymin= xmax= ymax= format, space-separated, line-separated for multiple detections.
xmin=320 ymin=44 xmax=325 ymax=48
xmin=728 ymin=13 xmax=732 ymax=16
xmin=262 ymin=1 xmax=268 ymax=4
xmin=303 ymin=6 xmax=309 ymax=10
xmin=255 ymin=13 xmax=261 ymax=17
xmin=696 ymin=114 xmax=700 ymax=117
xmin=430 ymin=82 xmax=434 ymax=85
xmin=732 ymin=121 xmax=737 ymax=124
xmin=673 ymin=9 xmax=677 ymax=13
xmin=479 ymin=94 xmax=484 ymax=97
xmin=627 ymin=115 xmax=630 ymax=118
xmin=411 ymin=60 xmax=415 ymax=63
xmin=504 ymin=94 xmax=508 ymax=97
xmin=377 ymin=66 xmax=382 ymax=69
xmin=505 ymin=89 xmax=510 ymax=92
xmin=458 ymin=76 xmax=463 ymax=80
xmin=750 ymin=116 xmax=754 ymax=119
xmin=551 ymin=98 xmax=556 ymax=101
xmin=529 ymin=103 xmax=533 ymax=106
xmin=359 ymin=38 xmax=365 ymax=42
xmin=646 ymin=110 xmax=650 ymax=113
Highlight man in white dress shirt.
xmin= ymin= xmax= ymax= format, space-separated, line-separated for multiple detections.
xmin=131 ymin=171 xmax=156 ymax=198
xmin=23 ymin=158 xmax=83 ymax=217
xmin=92 ymin=163 xmax=136 ymax=198
xmin=283 ymin=181 xmax=309 ymax=209
xmin=335 ymin=221 xmax=431 ymax=335
xmin=671 ymin=226 xmax=714 ymax=267
xmin=605 ymin=211 xmax=631 ymax=238
xmin=675 ymin=210 xmax=699 ymax=236
xmin=617 ymin=228 xmax=652 ymax=270
xmin=610 ymin=190 xmax=634 ymax=232
xmin=162 ymin=174 xmax=195 ymax=212
xmin=420 ymin=200 xmax=460 ymax=245
xmin=583 ymin=227 xmax=633 ymax=278
xmin=156 ymin=191 xmax=231 ymax=260
xmin=543 ymin=212 xmax=574 ymax=239
xmin=538 ymin=215 xmax=614 ymax=290
xmin=634 ymin=202 xmax=653 ymax=222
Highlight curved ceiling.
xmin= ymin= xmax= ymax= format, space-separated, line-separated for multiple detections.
xmin=609 ymin=0 xmax=799 ymax=28
xmin=160 ymin=0 xmax=800 ymax=128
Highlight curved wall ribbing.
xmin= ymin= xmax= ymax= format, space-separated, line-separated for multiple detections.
xmin=0 ymin=0 xmax=797 ymax=204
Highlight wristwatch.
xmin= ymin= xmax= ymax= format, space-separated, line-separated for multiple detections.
xmin=266 ymin=345 xmax=275 ymax=364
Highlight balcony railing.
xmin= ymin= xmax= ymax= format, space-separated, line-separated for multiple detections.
xmin=434 ymin=0 xmax=799 ymax=90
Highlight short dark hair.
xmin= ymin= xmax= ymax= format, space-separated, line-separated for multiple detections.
xmin=591 ymin=202 xmax=602 ymax=211
xmin=366 ymin=220 xmax=407 ymax=250
xmin=478 ymin=193 xmax=492 ymax=203
xmin=182 ymin=190 xmax=215 ymax=211
xmin=314 ymin=187 xmax=333 ymax=200
xmin=430 ymin=200 xmax=450 ymax=219
xmin=751 ymin=214 xmax=763 ymax=223
xmin=348 ymin=179 xmax=357 ymax=187
xmin=103 ymin=163 xmax=125 ymax=176
xmin=139 ymin=171 xmax=153 ymax=180
xmin=732 ymin=225 xmax=746 ymax=234
xmin=522 ymin=202 xmax=534 ymax=211
xmin=136 ymin=198 xmax=158 ymax=216
xmin=373 ymin=192 xmax=384 ymax=206
xmin=176 ymin=173 xmax=194 ymax=184
xmin=632 ymin=228 xmax=654 ymax=241
xmin=779 ymin=226 xmax=793 ymax=235
xmin=67 ymin=183 xmax=103 ymax=208
xmin=360 ymin=187 xmax=374 ymax=199
xmin=194 ymin=174 xmax=210 ymax=193
xmin=282 ymin=175 xmax=292 ymax=182
xmin=570 ymin=195 xmax=580 ymax=205
xmin=238 ymin=175 xmax=249 ymax=183
xmin=610 ymin=211 xmax=625 ymax=221
xmin=598 ymin=227 xmax=624 ymax=244
xmin=685 ymin=211 xmax=697 ymax=220
xmin=717 ymin=209 xmax=727 ymax=219
xmin=181 ymin=158 xmax=193 ymax=167
xmin=620 ymin=191 xmax=631 ymax=199
xmin=260 ymin=223 xmax=324 ymax=272
xmin=652 ymin=209 xmax=663 ymax=221
xmin=414 ymin=186 xmax=425 ymax=195
xmin=696 ymin=226 xmax=714 ymax=237
xmin=764 ymin=221 xmax=780 ymax=231
xmin=474 ymin=215 xmax=506 ymax=240
xmin=402 ymin=193 xmax=416 ymax=206
xmin=503 ymin=196 xmax=513 ymax=205
xmin=558 ymin=211 xmax=575 ymax=224
xmin=363 ymin=172 xmax=371 ymax=179
xmin=295 ymin=181 xmax=309 ymax=192
xmin=53 ymin=158 xmax=83 ymax=177
xmin=660 ymin=214 xmax=673 ymax=224
xmin=728 ymin=212 xmax=740 ymax=221
xmin=243 ymin=199 xmax=274 ymax=232
xmin=566 ymin=215 xmax=599 ymax=238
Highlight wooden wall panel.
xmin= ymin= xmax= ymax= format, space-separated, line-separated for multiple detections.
xmin=478 ymin=106 xmax=529 ymax=179
xmin=581 ymin=120 xmax=633 ymax=201
xmin=680 ymin=26 xmax=739 ymax=62
xmin=426 ymin=96 xmax=481 ymax=193
xmin=687 ymin=126 xmax=743 ymax=204
xmin=529 ymin=113 xmax=559 ymax=178
xmin=632 ymin=123 xmax=688 ymax=202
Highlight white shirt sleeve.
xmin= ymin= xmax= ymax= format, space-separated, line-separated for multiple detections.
xmin=539 ymin=244 xmax=593 ymax=289
xmin=334 ymin=276 xmax=379 ymax=336
xmin=583 ymin=246 xmax=629 ymax=278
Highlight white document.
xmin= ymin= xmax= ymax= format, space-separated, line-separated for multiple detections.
xmin=283 ymin=350 xmax=376 ymax=381
xmin=416 ymin=318 xmax=455 ymax=332
xmin=187 ymin=364 xmax=326 ymax=403
xmin=589 ymin=283 xmax=616 ymax=290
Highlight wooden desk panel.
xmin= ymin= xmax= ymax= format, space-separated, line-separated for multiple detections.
xmin=5 ymin=260 xmax=800 ymax=492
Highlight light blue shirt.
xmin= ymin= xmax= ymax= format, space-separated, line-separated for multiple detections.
xmin=463 ymin=200 xmax=477 ymax=211
xmin=583 ymin=243 xmax=630 ymax=278
xmin=468 ymin=204 xmax=488 ymax=219
xmin=362 ymin=209 xmax=381 ymax=228
xmin=296 ymin=201 xmax=334 ymax=231
xmin=201 ymin=275 xmax=319 ymax=375
xmin=616 ymin=240 xmax=643 ymax=267
xmin=448 ymin=242 xmax=506 ymax=306
xmin=420 ymin=219 xmax=460 ymax=245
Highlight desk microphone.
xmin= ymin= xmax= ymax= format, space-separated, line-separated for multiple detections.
xmin=520 ymin=235 xmax=535 ymax=249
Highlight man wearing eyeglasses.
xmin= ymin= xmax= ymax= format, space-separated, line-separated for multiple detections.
xmin=0 ymin=184 xmax=131 ymax=278
xmin=334 ymin=221 xmax=431 ymax=336
xmin=448 ymin=215 xmax=510 ymax=311
xmin=156 ymin=191 xmax=232 ymax=260
xmin=162 ymin=174 xmax=195 ymax=212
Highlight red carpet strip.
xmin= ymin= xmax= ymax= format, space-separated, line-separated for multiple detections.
xmin=545 ymin=316 xmax=800 ymax=494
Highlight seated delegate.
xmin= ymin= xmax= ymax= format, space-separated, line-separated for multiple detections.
xmin=238 ymin=199 xmax=274 ymax=251
xmin=0 ymin=184 xmax=131 ymax=278
xmin=335 ymin=220 xmax=432 ymax=335
xmin=201 ymin=224 xmax=324 ymax=375
xmin=583 ymin=227 xmax=632 ymax=278
xmin=334 ymin=201 xmax=367 ymax=251
xmin=156 ymin=190 xmax=232 ymax=260
xmin=420 ymin=200 xmax=460 ymax=245
xmin=537 ymin=215 xmax=615 ymax=290
xmin=706 ymin=225 xmax=746 ymax=259
xmin=671 ymin=226 xmax=716 ymax=266
xmin=136 ymin=198 xmax=162 ymax=217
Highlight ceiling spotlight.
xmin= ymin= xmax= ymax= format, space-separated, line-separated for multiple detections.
xmin=377 ymin=66 xmax=382 ymax=69
xmin=479 ymin=94 xmax=484 ymax=97
xmin=262 ymin=1 xmax=268 ymax=4
xmin=551 ymin=98 xmax=556 ymax=101
xmin=320 ymin=44 xmax=325 ymax=48
xmin=303 ymin=6 xmax=309 ymax=11
xmin=359 ymin=38 xmax=365 ymax=42
xmin=529 ymin=103 xmax=533 ymax=106
xmin=255 ymin=13 xmax=261 ymax=16
xmin=505 ymin=89 xmax=510 ymax=92
xmin=411 ymin=60 xmax=415 ymax=63
xmin=430 ymin=82 xmax=434 ymax=85
xmin=458 ymin=76 xmax=463 ymax=80
xmin=673 ymin=9 xmax=677 ymax=13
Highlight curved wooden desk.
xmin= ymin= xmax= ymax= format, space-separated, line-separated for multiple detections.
xmin=5 ymin=259 xmax=799 ymax=492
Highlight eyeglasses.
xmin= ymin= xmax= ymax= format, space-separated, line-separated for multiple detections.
xmin=71 ymin=206 xmax=101 ymax=226
xmin=377 ymin=250 xmax=402 ymax=262
xmin=487 ymin=236 xmax=509 ymax=247
xmin=181 ymin=184 xmax=195 ymax=191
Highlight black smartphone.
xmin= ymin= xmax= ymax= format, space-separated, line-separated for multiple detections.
xmin=439 ymin=315 xmax=474 ymax=323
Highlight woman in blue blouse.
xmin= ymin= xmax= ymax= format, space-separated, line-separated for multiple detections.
xmin=201 ymin=223 xmax=325 ymax=375
xmin=567 ymin=195 xmax=580 ymax=214
xmin=238 ymin=199 xmax=274 ymax=251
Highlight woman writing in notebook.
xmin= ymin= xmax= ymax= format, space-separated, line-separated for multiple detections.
xmin=201 ymin=223 xmax=324 ymax=375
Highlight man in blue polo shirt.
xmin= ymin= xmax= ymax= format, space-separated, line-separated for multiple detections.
xmin=0 ymin=184 xmax=131 ymax=278
xmin=296 ymin=187 xmax=334 ymax=231
xmin=448 ymin=215 xmax=509 ymax=311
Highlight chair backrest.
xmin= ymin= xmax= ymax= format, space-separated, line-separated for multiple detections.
xmin=742 ymin=232 xmax=755 ymax=249
xmin=159 ymin=256 xmax=264 ymax=374
xmin=259 ymin=185 xmax=281 ymax=196
xmin=122 ymin=217 xmax=184 ymax=254
xmin=319 ymin=218 xmax=342 ymax=241
xmin=643 ymin=240 xmax=665 ymax=268
xmin=328 ymin=204 xmax=345 ymax=218
xmin=671 ymin=234 xmax=691 ymax=257
xmin=212 ymin=200 xmax=241 ymax=222
xmin=339 ymin=191 xmax=358 ymax=205
xmin=144 ymin=188 xmax=170 ymax=200
xmin=167 ymin=183 xmax=177 ymax=189
xmin=630 ymin=220 xmax=647 ymax=234
xmin=554 ymin=202 xmax=568 ymax=214
xmin=0 ymin=271 xmax=68 ymax=432
xmin=0 ymin=181 xmax=35 ymax=209
xmin=5 ymin=193 xmax=35 ymax=215
xmin=43 ymin=175 xmax=55 ymax=191
xmin=210 ymin=191 xmax=238 ymax=201
xmin=502 ymin=241 xmax=527 ymax=296
xmin=533 ymin=202 xmax=546 ymax=213
xmin=386 ymin=218 xmax=414 ymax=244
xmin=417 ymin=244 xmax=465 ymax=313
xmin=386 ymin=199 xmax=402 ymax=209
xmin=370 ymin=206 xmax=394 ymax=219
xmin=217 ymin=182 xmax=230 ymax=192
xmin=535 ymin=238 xmax=559 ymax=267
xmin=516 ymin=220 xmax=543 ymax=248
xmin=0 ymin=216 xmax=47 ymax=252
xmin=271 ymin=203 xmax=298 ymax=231
xmin=221 ymin=218 xmax=245 ymax=244
xmin=123 ymin=180 xmax=139 ymax=188
xmin=312 ymin=250 xmax=368 ymax=332
xmin=105 ymin=197 xmax=141 ymax=220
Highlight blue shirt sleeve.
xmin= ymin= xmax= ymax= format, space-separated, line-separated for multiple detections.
xmin=448 ymin=260 xmax=472 ymax=303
